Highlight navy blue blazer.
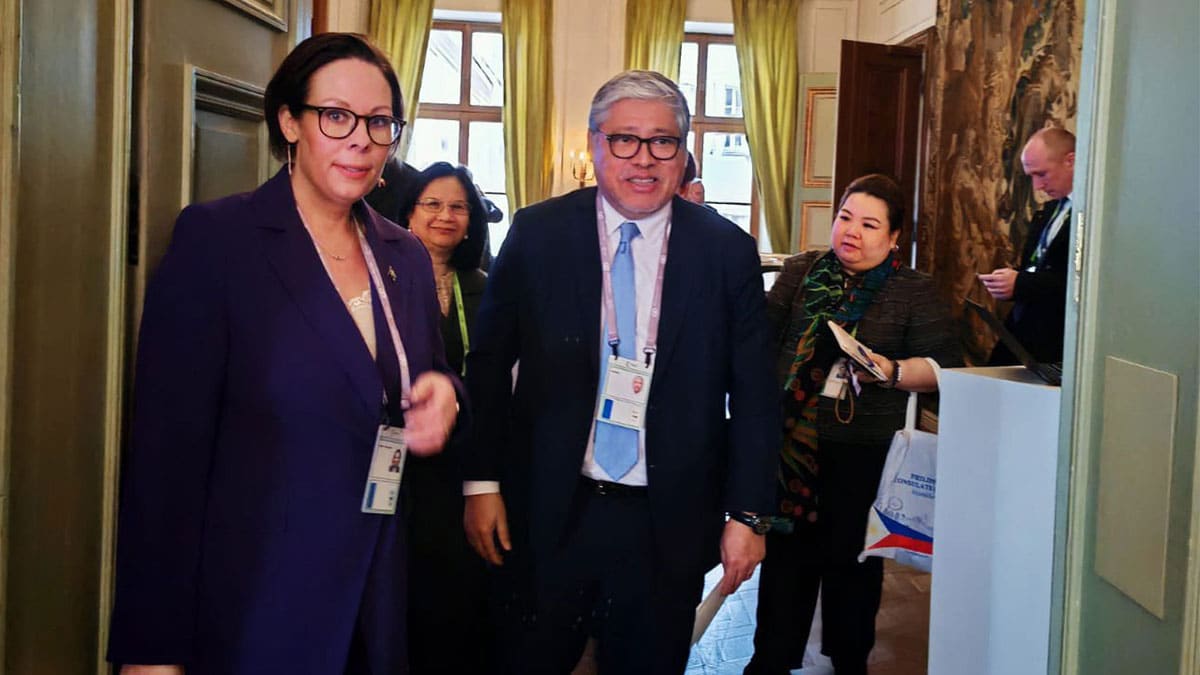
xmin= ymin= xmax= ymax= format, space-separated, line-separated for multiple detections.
xmin=108 ymin=169 xmax=464 ymax=673
xmin=992 ymin=198 xmax=1070 ymax=364
xmin=464 ymin=187 xmax=779 ymax=587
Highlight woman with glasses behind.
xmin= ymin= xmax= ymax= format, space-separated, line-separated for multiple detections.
xmin=107 ymin=34 xmax=464 ymax=675
xmin=397 ymin=161 xmax=492 ymax=673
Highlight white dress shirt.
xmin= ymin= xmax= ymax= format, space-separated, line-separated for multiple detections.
xmin=463 ymin=196 xmax=671 ymax=496
xmin=1041 ymin=193 xmax=1073 ymax=254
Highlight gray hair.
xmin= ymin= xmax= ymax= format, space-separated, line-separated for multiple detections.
xmin=588 ymin=70 xmax=690 ymax=138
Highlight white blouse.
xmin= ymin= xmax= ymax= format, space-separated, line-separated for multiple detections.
xmin=345 ymin=288 xmax=375 ymax=359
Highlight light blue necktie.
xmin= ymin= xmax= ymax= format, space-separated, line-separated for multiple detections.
xmin=594 ymin=221 xmax=640 ymax=480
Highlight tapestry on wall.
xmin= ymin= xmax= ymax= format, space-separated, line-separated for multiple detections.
xmin=916 ymin=0 xmax=1083 ymax=363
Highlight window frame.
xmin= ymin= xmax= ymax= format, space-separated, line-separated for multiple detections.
xmin=412 ymin=20 xmax=503 ymax=168
xmin=683 ymin=32 xmax=760 ymax=238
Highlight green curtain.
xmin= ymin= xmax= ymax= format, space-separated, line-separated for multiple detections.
xmin=732 ymin=0 xmax=800 ymax=253
xmin=369 ymin=0 xmax=435 ymax=158
xmin=501 ymin=0 xmax=556 ymax=212
xmin=624 ymin=0 xmax=686 ymax=81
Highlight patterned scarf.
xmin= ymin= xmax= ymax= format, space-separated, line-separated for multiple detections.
xmin=777 ymin=250 xmax=901 ymax=523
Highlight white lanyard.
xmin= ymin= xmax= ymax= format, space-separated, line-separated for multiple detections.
xmin=298 ymin=208 xmax=412 ymax=410
xmin=356 ymin=227 xmax=412 ymax=410
xmin=595 ymin=196 xmax=671 ymax=366
xmin=1031 ymin=200 xmax=1069 ymax=266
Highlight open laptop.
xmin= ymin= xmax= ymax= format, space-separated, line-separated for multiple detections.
xmin=964 ymin=299 xmax=1063 ymax=386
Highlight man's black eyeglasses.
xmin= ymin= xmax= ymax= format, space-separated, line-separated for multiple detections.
xmin=294 ymin=104 xmax=405 ymax=146
xmin=593 ymin=131 xmax=683 ymax=161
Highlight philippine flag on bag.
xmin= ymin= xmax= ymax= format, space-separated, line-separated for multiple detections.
xmin=860 ymin=402 xmax=938 ymax=572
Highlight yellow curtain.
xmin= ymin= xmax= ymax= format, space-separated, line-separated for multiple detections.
xmin=501 ymin=0 xmax=556 ymax=211
xmin=623 ymin=0 xmax=686 ymax=81
xmin=369 ymin=0 xmax=435 ymax=158
xmin=732 ymin=0 xmax=800 ymax=253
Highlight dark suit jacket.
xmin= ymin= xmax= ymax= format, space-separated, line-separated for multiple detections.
xmin=992 ymin=199 xmax=1070 ymax=364
xmin=108 ymin=169 xmax=463 ymax=674
xmin=464 ymin=187 xmax=779 ymax=587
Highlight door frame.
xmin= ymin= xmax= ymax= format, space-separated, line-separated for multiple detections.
xmin=1057 ymin=0 xmax=1112 ymax=668
xmin=1059 ymin=0 xmax=1200 ymax=672
xmin=1185 ymin=412 xmax=1200 ymax=673
xmin=0 ymin=0 xmax=18 ymax=662
xmin=94 ymin=0 xmax=135 ymax=671
xmin=0 ymin=0 xmax=132 ymax=670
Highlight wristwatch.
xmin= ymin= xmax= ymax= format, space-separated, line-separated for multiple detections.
xmin=727 ymin=511 xmax=771 ymax=535
xmin=879 ymin=359 xmax=902 ymax=389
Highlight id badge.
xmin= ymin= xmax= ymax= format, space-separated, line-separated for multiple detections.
xmin=361 ymin=425 xmax=406 ymax=515
xmin=596 ymin=355 xmax=653 ymax=431
xmin=821 ymin=357 xmax=850 ymax=400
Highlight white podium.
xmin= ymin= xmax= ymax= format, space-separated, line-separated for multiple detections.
xmin=928 ymin=367 xmax=1061 ymax=675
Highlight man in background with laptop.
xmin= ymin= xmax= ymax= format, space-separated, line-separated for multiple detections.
xmin=979 ymin=127 xmax=1076 ymax=365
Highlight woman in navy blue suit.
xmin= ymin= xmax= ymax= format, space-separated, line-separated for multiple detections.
xmin=108 ymin=34 xmax=463 ymax=675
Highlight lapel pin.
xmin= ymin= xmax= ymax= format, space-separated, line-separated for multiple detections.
xmin=387 ymin=266 xmax=397 ymax=282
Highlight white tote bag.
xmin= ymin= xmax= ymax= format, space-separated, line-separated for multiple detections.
xmin=859 ymin=392 xmax=938 ymax=571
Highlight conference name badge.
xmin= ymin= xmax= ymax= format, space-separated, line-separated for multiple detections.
xmin=361 ymin=425 xmax=406 ymax=515
xmin=821 ymin=357 xmax=851 ymax=400
xmin=597 ymin=355 xmax=653 ymax=431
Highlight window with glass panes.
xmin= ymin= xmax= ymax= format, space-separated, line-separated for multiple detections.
xmin=677 ymin=33 xmax=757 ymax=236
xmin=406 ymin=20 xmax=509 ymax=251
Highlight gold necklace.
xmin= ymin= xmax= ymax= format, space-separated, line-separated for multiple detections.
xmin=300 ymin=211 xmax=356 ymax=261
xmin=315 ymin=241 xmax=349 ymax=261
xmin=434 ymin=266 xmax=454 ymax=315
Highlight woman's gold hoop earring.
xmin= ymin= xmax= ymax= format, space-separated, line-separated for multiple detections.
xmin=378 ymin=176 xmax=386 ymax=188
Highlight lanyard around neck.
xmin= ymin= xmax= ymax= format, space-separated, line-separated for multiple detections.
xmin=1032 ymin=200 xmax=1068 ymax=265
xmin=297 ymin=207 xmax=412 ymax=410
xmin=356 ymin=227 xmax=412 ymax=410
xmin=452 ymin=271 xmax=469 ymax=376
xmin=595 ymin=195 xmax=671 ymax=366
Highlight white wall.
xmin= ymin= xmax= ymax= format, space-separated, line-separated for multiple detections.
xmin=551 ymin=0 xmax=627 ymax=194
xmin=856 ymin=0 xmax=935 ymax=44
xmin=794 ymin=0 xmax=935 ymax=72
xmin=799 ymin=0 xmax=859 ymax=72
xmin=437 ymin=0 xmax=501 ymax=10
xmin=687 ymin=0 xmax=732 ymax=22
xmin=327 ymin=0 xmax=368 ymax=32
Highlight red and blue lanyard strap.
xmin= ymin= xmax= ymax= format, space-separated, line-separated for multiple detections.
xmin=594 ymin=195 xmax=671 ymax=367
xmin=298 ymin=207 xmax=412 ymax=412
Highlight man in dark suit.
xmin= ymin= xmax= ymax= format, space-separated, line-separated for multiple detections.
xmin=980 ymin=127 xmax=1076 ymax=364
xmin=462 ymin=70 xmax=779 ymax=674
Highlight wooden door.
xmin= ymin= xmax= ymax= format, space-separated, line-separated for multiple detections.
xmin=833 ymin=40 xmax=922 ymax=252
xmin=791 ymin=72 xmax=838 ymax=252
xmin=130 ymin=0 xmax=306 ymax=328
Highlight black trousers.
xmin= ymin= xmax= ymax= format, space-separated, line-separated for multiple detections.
xmin=745 ymin=438 xmax=891 ymax=675
xmin=491 ymin=481 xmax=703 ymax=675
xmin=404 ymin=457 xmax=493 ymax=674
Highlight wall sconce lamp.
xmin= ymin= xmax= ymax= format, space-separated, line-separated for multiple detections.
xmin=569 ymin=150 xmax=594 ymax=188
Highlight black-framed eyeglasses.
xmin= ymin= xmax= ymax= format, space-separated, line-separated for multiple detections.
xmin=415 ymin=198 xmax=470 ymax=216
xmin=295 ymin=104 xmax=405 ymax=146
xmin=593 ymin=131 xmax=683 ymax=160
